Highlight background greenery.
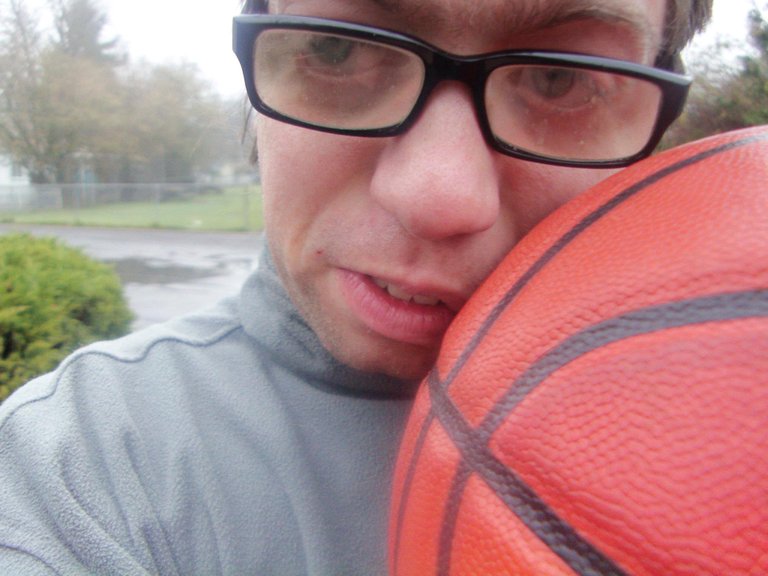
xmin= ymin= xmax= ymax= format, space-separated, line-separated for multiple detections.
xmin=0 ymin=0 xmax=251 ymax=188
xmin=0 ymin=186 xmax=264 ymax=231
xmin=0 ymin=233 xmax=133 ymax=401
xmin=663 ymin=3 xmax=768 ymax=147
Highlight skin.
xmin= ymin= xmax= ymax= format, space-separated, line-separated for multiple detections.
xmin=257 ymin=0 xmax=668 ymax=380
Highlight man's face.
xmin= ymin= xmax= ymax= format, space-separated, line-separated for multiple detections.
xmin=257 ymin=0 xmax=668 ymax=380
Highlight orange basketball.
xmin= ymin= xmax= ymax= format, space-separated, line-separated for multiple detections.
xmin=389 ymin=125 xmax=768 ymax=576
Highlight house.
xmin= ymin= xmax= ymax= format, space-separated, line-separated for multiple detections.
xmin=0 ymin=155 xmax=33 ymax=210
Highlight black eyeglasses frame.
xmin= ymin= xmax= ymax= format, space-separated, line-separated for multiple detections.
xmin=233 ymin=14 xmax=692 ymax=168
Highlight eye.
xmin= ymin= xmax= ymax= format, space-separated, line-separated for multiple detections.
xmin=306 ymin=36 xmax=355 ymax=66
xmin=530 ymin=68 xmax=578 ymax=99
xmin=513 ymin=66 xmax=604 ymax=111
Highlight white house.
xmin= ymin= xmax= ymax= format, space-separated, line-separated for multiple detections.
xmin=0 ymin=154 xmax=33 ymax=210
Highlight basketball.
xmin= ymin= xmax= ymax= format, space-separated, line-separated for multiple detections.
xmin=389 ymin=125 xmax=768 ymax=576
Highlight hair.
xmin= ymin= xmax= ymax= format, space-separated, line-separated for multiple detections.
xmin=664 ymin=0 xmax=714 ymax=55
xmin=242 ymin=0 xmax=267 ymax=13
xmin=240 ymin=0 xmax=713 ymax=59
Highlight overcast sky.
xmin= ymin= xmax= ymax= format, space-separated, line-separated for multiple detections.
xmin=100 ymin=0 xmax=243 ymax=97
xmin=97 ymin=0 xmax=757 ymax=99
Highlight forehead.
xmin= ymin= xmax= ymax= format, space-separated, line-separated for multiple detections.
xmin=274 ymin=0 xmax=666 ymax=55
xmin=369 ymin=0 xmax=657 ymax=29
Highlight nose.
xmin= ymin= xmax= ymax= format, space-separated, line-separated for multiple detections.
xmin=369 ymin=83 xmax=501 ymax=241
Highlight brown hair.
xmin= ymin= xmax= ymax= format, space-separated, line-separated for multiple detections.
xmin=242 ymin=0 xmax=268 ymax=13
xmin=665 ymin=0 xmax=714 ymax=55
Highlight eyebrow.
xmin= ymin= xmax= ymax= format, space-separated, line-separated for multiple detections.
xmin=368 ymin=0 xmax=657 ymax=52
xmin=525 ymin=2 xmax=655 ymax=38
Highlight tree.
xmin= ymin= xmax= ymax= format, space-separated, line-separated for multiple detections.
xmin=0 ymin=0 xmax=122 ymax=186
xmin=50 ymin=0 xmax=122 ymax=64
xmin=114 ymin=62 xmax=235 ymax=183
xmin=736 ymin=5 xmax=768 ymax=125
xmin=664 ymin=3 xmax=768 ymax=147
xmin=0 ymin=0 xmax=242 ymax=187
xmin=0 ymin=0 xmax=49 ymax=181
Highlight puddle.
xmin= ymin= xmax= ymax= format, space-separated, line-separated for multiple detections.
xmin=106 ymin=258 xmax=225 ymax=285
xmin=103 ymin=257 xmax=255 ymax=329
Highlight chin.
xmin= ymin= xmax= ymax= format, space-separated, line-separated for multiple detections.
xmin=332 ymin=339 xmax=438 ymax=382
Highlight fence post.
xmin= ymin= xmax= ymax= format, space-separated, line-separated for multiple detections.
xmin=243 ymin=187 xmax=251 ymax=231
xmin=74 ymin=185 xmax=80 ymax=224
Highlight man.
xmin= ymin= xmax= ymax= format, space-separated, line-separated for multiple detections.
xmin=0 ymin=0 xmax=711 ymax=574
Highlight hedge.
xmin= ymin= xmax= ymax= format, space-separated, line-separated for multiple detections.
xmin=1 ymin=233 xmax=133 ymax=402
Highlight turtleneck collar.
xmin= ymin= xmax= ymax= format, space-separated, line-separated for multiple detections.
xmin=238 ymin=247 xmax=419 ymax=398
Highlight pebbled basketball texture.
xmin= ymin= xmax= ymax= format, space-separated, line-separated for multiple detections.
xmin=389 ymin=125 xmax=768 ymax=576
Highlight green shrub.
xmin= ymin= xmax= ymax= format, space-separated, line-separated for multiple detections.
xmin=1 ymin=233 xmax=133 ymax=402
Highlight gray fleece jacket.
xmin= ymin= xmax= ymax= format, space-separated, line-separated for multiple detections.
xmin=0 ymin=249 xmax=416 ymax=575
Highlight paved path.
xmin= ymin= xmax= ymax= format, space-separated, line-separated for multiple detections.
xmin=0 ymin=224 xmax=263 ymax=329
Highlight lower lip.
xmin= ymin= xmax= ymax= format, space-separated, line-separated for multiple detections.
xmin=338 ymin=269 xmax=456 ymax=346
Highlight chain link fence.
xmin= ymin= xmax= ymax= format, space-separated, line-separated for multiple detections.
xmin=0 ymin=181 xmax=262 ymax=231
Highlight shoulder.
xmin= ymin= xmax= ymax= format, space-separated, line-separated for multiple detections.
xmin=1 ymin=297 xmax=246 ymax=425
xmin=0 ymin=297 xmax=306 ymax=574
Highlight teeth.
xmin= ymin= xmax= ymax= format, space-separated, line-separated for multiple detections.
xmin=386 ymin=283 xmax=413 ymax=301
xmin=372 ymin=276 xmax=441 ymax=306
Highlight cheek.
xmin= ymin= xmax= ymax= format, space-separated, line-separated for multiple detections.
xmin=257 ymin=118 xmax=380 ymax=221
xmin=258 ymin=121 xmax=338 ymax=255
xmin=501 ymin=163 xmax=618 ymax=238
xmin=258 ymin=118 xmax=324 ymax=215
xmin=256 ymin=118 xmax=387 ymax=269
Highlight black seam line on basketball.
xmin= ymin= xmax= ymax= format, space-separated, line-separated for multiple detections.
xmin=437 ymin=459 xmax=474 ymax=576
xmin=478 ymin=288 xmax=768 ymax=437
xmin=413 ymin=132 xmax=766 ymax=573
xmin=420 ymin=128 xmax=768 ymax=564
xmin=392 ymin=408 xmax=436 ymax=576
xmin=436 ymin=132 xmax=768 ymax=392
xmin=428 ymin=371 xmax=629 ymax=576
xmin=437 ymin=460 xmax=473 ymax=576
xmin=432 ymin=288 xmax=768 ymax=576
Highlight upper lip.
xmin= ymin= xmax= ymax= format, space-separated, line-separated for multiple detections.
xmin=364 ymin=271 xmax=469 ymax=313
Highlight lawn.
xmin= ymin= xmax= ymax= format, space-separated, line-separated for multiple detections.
xmin=0 ymin=186 xmax=264 ymax=232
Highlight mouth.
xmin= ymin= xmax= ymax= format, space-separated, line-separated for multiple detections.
xmin=371 ymin=276 xmax=443 ymax=307
xmin=337 ymin=270 xmax=459 ymax=345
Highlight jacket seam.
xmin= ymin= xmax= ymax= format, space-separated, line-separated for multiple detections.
xmin=0 ymin=323 xmax=245 ymax=435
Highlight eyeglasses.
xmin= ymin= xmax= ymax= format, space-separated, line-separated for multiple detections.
xmin=233 ymin=14 xmax=692 ymax=168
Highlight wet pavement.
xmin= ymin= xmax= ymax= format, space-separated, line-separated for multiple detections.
xmin=0 ymin=224 xmax=263 ymax=330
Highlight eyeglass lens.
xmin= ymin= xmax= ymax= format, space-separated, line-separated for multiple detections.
xmin=252 ymin=28 xmax=664 ymax=163
xmin=255 ymin=30 xmax=425 ymax=129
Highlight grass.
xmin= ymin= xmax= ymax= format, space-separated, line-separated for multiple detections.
xmin=0 ymin=186 xmax=264 ymax=232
